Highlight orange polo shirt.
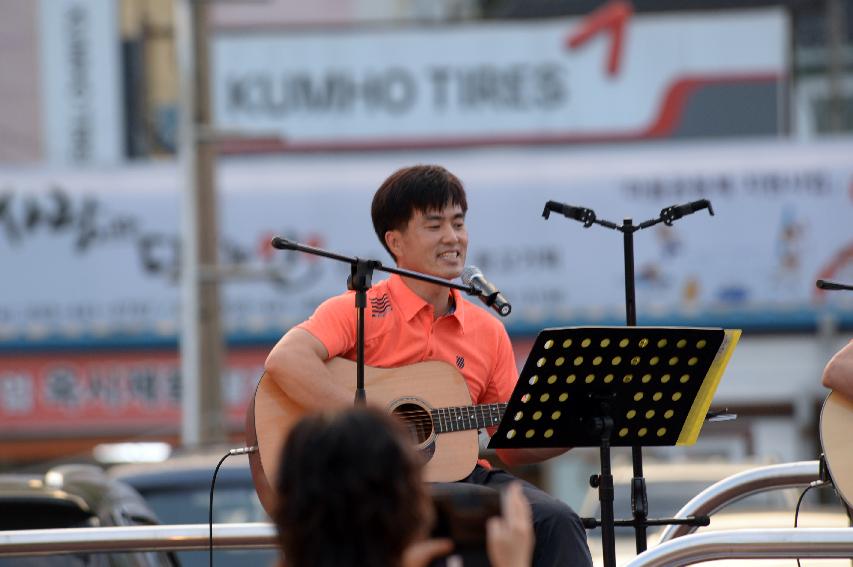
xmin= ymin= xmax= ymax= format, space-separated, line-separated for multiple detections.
xmin=297 ymin=273 xmax=518 ymax=417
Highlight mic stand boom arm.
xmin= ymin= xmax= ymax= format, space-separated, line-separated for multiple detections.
xmin=270 ymin=237 xmax=477 ymax=406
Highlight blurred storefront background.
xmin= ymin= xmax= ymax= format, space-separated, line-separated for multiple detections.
xmin=0 ymin=0 xmax=851 ymax=494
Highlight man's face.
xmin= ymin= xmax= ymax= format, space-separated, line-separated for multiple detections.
xmin=385 ymin=203 xmax=468 ymax=279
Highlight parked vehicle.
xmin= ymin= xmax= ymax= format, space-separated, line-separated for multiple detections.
xmin=0 ymin=464 xmax=177 ymax=566
xmin=109 ymin=451 xmax=274 ymax=567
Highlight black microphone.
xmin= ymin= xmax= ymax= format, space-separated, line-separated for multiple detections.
xmin=542 ymin=200 xmax=596 ymax=227
xmin=660 ymin=199 xmax=714 ymax=225
xmin=816 ymin=279 xmax=853 ymax=291
xmin=271 ymin=236 xmax=294 ymax=250
xmin=461 ymin=266 xmax=511 ymax=317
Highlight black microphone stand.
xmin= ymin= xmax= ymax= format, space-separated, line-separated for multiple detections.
xmin=271 ymin=237 xmax=478 ymax=406
xmin=542 ymin=199 xmax=714 ymax=567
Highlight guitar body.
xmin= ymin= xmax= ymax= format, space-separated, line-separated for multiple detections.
xmin=819 ymin=391 xmax=853 ymax=508
xmin=246 ymin=358 xmax=481 ymax=516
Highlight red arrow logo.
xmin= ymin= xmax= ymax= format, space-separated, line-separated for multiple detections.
xmin=566 ymin=0 xmax=634 ymax=77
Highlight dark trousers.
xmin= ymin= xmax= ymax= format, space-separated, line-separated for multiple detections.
xmin=452 ymin=465 xmax=593 ymax=567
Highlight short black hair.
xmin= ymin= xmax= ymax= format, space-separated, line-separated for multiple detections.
xmin=371 ymin=165 xmax=468 ymax=261
xmin=275 ymin=408 xmax=429 ymax=567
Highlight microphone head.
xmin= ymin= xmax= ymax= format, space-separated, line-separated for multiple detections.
xmin=461 ymin=265 xmax=482 ymax=285
xmin=816 ymin=279 xmax=853 ymax=291
xmin=271 ymin=236 xmax=292 ymax=250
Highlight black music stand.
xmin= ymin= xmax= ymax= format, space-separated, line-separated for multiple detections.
xmin=489 ymin=326 xmax=740 ymax=567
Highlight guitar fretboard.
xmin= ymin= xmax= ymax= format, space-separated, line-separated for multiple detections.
xmin=431 ymin=403 xmax=507 ymax=433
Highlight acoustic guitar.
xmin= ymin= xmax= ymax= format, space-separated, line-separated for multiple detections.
xmin=818 ymin=390 xmax=853 ymax=508
xmin=245 ymin=358 xmax=507 ymax=515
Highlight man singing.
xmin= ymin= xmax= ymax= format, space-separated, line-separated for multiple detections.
xmin=265 ymin=164 xmax=592 ymax=566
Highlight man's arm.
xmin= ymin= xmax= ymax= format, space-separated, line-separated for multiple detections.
xmin=497 ymin=446 xmax=570 ymax=467
xmin=264 ymin=328 xmax=355 ymax=411
xmin=822 ymin=340 xmax=853 ymax=401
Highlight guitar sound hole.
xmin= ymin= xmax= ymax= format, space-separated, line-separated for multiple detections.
xmin=393 ymin=402 xmax=433 ymax=446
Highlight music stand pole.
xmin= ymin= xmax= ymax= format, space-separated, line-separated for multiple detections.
xmin=621 ymin=219 xmax=651 ymax=552
xmin=594 ymin=411 xmax=617 ymax=567
xmin=623 ymin=218 xmax=637 ymax=327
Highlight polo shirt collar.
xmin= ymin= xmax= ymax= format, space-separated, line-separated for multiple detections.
xmin=388 ymin=274 xmax=466 ymax=329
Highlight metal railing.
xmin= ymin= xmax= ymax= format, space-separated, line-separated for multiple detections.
xmin=657 ymin=459 xmax=822 ymax=543
xmin=0 ymin=460 xmax=846 ymax=565
xmin=0 ymin=523 xmax=276 ymax=557
xmin=628 ymin=528 xmax=853 ymax=566
xmin=3 ymin=522 xmax=852 ymax=565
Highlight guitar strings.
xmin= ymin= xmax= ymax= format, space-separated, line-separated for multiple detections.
xmin=391 ymin=405 xmax=509 ymax=430
xmin=391 ymin=409 xmax=507 ymax=419
xmin=391 ymin=403 xmax=507 ymax=418
xmin=391 ymin=405 xmax=507 ymax=423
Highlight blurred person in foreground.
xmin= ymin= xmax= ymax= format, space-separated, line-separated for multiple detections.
xmin=822 ymin=339 xmax=853 ymax=400
xmin=266 ymin=164 xmax=593 ymax=567
xmin=274 ymin=407 xmax=534 ymax=567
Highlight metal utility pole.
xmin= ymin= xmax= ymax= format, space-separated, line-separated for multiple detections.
xmin=174 ymin=0 xmax=225 ymax=447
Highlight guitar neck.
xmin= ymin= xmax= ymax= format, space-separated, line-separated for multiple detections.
xmin=432 ymin=403 xmax=507 ymax=434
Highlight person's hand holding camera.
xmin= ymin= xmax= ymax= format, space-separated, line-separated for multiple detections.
xmin=487 ymin=482 xmax=534 ymax=567
xmin=402 ymin=537 xmax=455 ymax=567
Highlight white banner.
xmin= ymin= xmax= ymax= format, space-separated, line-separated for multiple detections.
xmin=39 ymin=0 xmax=124 ymax=164
xmin=1 ymin=139 xmax=851 ymax=348
xmin=212 ymin=9 xmax=787 ymax=146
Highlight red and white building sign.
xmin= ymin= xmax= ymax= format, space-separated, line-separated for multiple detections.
xmin=212 ymin=7 xmax=788 ymax=149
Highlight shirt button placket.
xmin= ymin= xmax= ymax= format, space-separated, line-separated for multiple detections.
xmin=426 ymin=320 xmax=435 ymax=359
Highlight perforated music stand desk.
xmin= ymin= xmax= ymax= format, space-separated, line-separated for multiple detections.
xmin=488 ymin=326 xmax=740 ymax=567
xmin=489 ymin=326 xmax=740 ymax=450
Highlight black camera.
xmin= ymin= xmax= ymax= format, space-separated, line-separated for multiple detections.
xmin=429 ymin=484 xmax=501 ymax=567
